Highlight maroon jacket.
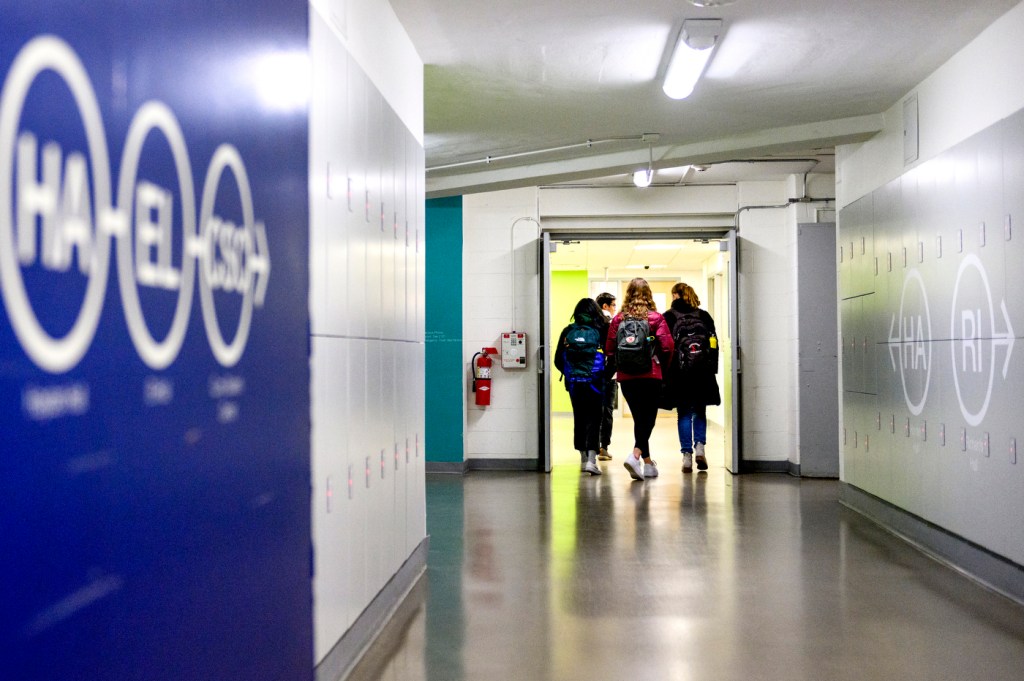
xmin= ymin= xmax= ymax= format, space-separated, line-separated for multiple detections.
xmin=605 ymin=310 xmax=674 ymax=382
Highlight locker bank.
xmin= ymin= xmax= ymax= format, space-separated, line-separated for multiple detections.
xmin=2 ymin=1 xmax=1024 ymax=680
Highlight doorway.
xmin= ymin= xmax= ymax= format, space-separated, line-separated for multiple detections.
xmin=539 ymin=229 xmax=739 ymax=475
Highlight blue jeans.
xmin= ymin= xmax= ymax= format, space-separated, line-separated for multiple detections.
xmin=677 ymin=406 xmax=707 ymax=453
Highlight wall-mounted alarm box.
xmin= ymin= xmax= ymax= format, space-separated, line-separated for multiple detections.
xmin=501 ymin=332 xmax=527 ymax=368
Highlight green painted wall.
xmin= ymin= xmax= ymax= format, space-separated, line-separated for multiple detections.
xmin=550 ymin=270 xmax=590 ymax=413
xmin=425 ymin=197 xmax=463 ymax=462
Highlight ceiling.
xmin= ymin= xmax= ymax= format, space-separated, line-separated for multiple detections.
xmin=388 ymin=0 xmax=1021 ymax=197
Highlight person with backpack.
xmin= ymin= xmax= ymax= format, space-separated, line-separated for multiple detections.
xmin=605 ymin=278 xmax=674 ymax=481
xmin=663 ymin=282 xmax=721 ymax=473
xmin=554 ymin=298 xmax=611 ymax=475
xmin=595 ymin=292 xmax=618 ymax=461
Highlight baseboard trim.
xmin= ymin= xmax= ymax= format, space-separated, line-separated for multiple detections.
xmin=739 ymin=459 xmax=790 ymax=474
xmin=315 ymin=536 xmax=430 ymax=681
xmin=425 ymin=460 xmax=469 ymax=474
xmin=426 ymin=458 xmax=540 ymax=474
xmin=466 ymin=458 xmax=539 ymax=472
xmin=839 ymin=482 xmax=1024 ymax=606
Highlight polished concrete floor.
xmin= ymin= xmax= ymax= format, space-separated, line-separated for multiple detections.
xmin=350 ymin=446 xmax=1024 ymax=680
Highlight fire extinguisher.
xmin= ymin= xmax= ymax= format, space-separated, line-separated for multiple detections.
xmin=472 ymin=347 xmax=498 ymax=406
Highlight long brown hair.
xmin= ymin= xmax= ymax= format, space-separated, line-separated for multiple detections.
xmin=671 ymin=282 xmax=700 ymax=308
xmin=621 ymin=277 xmax=655 ymax=318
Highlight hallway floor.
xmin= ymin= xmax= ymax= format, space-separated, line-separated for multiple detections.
xmin=348 ymin=464 xmax=1024 ymax=681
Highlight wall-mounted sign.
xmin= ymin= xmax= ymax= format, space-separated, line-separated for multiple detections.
xmin=1 ymin=6 xmax=311 ymax=680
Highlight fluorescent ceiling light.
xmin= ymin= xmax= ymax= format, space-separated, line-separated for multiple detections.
xmin=663 ymin=19 xmax=722 ymax=100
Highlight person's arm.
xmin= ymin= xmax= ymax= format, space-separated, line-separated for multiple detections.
xmin=553 ymin=327 xmax=567 ymax=373
xmin=604 ymin=316 xmax=620 ymax=358
xmin=703 ymin=310 xmax=720 ymax=371
xmin=653 ymin=313 xmax=674 ymax=366
xmin=703 ymin=309 xmax=717 ymax=336
xmin=599 ymin=323 xmax=615 ymax=373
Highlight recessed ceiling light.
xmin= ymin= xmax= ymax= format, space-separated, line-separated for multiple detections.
xmin=685 ymin=0 xmax=736 ymax=7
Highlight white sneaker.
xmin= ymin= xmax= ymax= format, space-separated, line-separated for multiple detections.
xmin=623 ymin=454 xmax=645 ymax=481
xmin=695 ymin=442 xmax=708 ymax=470
xmin=682 ymin=453 xmax=693 ymax=473
xmin=584 ymin=460 xmax=602 ymax=476
xmin=643 ymin=461 xmax=659 ymax=478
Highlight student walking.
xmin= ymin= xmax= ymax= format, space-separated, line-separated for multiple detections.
xmin=663 ymin=282 xmax=721 ymax=473
xmin=605 ymin=278 xmax=673 ymax=481
xmin=554 ymin=298 xmax=611 ymax=475
xmin=595 ymin=292 xmax=618 ymax=461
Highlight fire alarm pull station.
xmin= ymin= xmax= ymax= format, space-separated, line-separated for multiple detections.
xmin=501 ymin=332 xmax=527 ymax=369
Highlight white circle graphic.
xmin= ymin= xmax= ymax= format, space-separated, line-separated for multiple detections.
xmin=198 ymin=144 xmax=255 ymax=368
xmin=949 ymin=254 xmax=995 ymax=427
xmin=0 ymin=35 xmax=112 ymax=373
xmin=117 ymin=101 xmax=196 ymax=370
xmin=898 ymin=268 xmax=932 ymax=416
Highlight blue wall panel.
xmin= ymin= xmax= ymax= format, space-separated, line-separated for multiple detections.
xmin=1 ymin=5 xmax=311 ymax=679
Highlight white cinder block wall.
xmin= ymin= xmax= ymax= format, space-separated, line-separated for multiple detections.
xmin=461 ymin=180 xmax=834 ymax=468
xmin=308 ymin=0 xmax=426 ymax=664
xmin=735 ymin=182 xmax=799 ymax=463
xmin=462 ymin=189 xmax=542 ymax=461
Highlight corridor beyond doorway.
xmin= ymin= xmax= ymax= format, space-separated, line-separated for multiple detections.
xmin=542 ymin=230 xmax=737 ymax=473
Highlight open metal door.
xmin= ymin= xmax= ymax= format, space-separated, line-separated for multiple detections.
xmin=539 ymin=231 xmax=552 ymax=472
xmin=724 ymin=229 xmax=741 ymax=473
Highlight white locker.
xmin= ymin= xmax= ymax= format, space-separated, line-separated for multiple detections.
xmin=380 ymin=110 xmax=397 ymax=341
xmin=346 ymin=339 xmax=370 ymax=620
xmin=308 ymin=13 xmax=330 ymax=337
xmin=365 ymin=91 xmax=383 ymax=340
xmin=346 ymin=59 xmax=368 ymax=339
xmin=323 ymin=42 xmax=349 ymax=338
xmin=409 ymin=341 xmax=427 ymax=550
xmin=311 ymin=335 xmax=354 ymax=657
xmin=391 ymin=340 xmax=408 ymax=572
xmin=415 ymin=143 xmax=426 ymax=343
xmin=399 ymin=131 xmax=410 ymax=342
xmin=363 ymin=340 xmax=385 ymax=595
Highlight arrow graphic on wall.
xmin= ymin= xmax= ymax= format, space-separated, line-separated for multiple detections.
xmin=994 ymin=299 xmax=1015 ymax=378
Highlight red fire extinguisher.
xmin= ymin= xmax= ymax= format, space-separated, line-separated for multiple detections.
xmin=472 ymin=347 xmax=498 ymax=406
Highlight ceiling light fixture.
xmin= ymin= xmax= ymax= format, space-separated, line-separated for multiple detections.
xmin=663 ymin=19 xmax=723 ymax=100
xmin=685 ymin=0 xmax=736 ymax=7
xmin=633 ymin=144 xmax=655 ymax=188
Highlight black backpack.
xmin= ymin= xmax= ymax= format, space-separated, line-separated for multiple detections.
xmin=615 ymin=317 xmax=653 ymax=375
xmin=561 ymin=323 xmax=605 ymax=393
xmin=672 ymin=310 xmax=713 ymax=375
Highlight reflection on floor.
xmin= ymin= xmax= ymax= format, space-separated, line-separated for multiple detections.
xmin=347 ymin=468 xmax=1024 ymax=680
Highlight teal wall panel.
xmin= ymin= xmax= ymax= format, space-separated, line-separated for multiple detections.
xmin=426 ymin=197 xmax=464 ymax=462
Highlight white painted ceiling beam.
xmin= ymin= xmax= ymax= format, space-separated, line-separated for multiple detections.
xmin=426 ymin=114 xmax=883 ymax=198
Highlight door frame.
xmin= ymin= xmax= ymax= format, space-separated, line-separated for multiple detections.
xmin=538 ymin=226 xmax=740 ymax=473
